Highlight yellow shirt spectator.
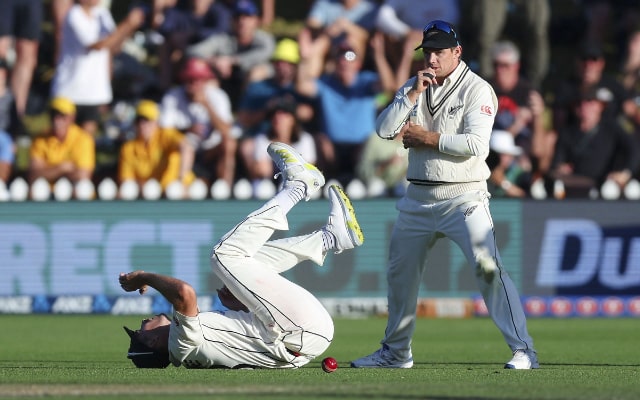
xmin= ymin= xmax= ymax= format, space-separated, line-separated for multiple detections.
xmin=119 ymin=126 xmax=195 ymax=188
xmin=30 ymin=124 xmax=95 ymax=172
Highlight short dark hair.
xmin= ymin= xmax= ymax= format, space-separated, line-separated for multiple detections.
xmin=123 ymin=326 xmax=171 ymax=368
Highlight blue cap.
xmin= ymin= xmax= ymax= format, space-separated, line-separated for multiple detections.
xmin=234 ymin=0 xmax=258 ymax=16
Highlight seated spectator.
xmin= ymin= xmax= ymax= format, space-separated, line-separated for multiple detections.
xmin=486 ymin=130 xmax=528 ymax=198
xmin=299 ymin=0 xmax=378 ymax=66
xmin=0 ymin=0 xmax=42 ymax=117
xmin=236 ymin=37 xmax=308 ymax=137
xmin=296 ymin=33 xmax=395 ymax=184
xmin=552 ymin=41 xmax=634 ymax=135
xmin=0 ymin=130 xmax=13 ymax=183
xmin=148 ymin=0 xmax=233 ymax=90
xmin=488 ymin=41 xmax=551 ymax=179
xmin=549 ymin=87 xmax=640 ymax=198
xmin=239 ymin=95 xmax=317 ymax=185
xmin=186 ymin=0 xmax=275 ymax=109
xmin=620 ymin=30 xmax=640 ymax=131
xmin=28 ymin=97 xmax=95 ymax=186
xmin=51 ymin=0 xmax=145 ymax=137
xmin=159 ymin=57 xmax=237 ymax=186
xmin=118 ymin=100 xmax=196 ymax=195
xmin=355 ymin=130 xmax=408 ymax=196
xmin=0 ymin=60 xmax=16 ymax=182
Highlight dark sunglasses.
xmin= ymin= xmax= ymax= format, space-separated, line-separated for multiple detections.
xmin=423 ymin=20 xmax=459 ymax=45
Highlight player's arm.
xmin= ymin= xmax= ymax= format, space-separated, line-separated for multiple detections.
xmin=119 ymin=271 xmax=198 ymax=317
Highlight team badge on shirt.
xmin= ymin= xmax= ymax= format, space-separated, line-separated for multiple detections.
xmin=480 ymin=105 xmax=493 ymax=116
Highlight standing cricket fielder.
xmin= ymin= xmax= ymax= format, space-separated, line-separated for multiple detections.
xmin=120 ymin=142 xmax=364 ymax=369
xmin=350 ymin=20 xmax=538 ymax=369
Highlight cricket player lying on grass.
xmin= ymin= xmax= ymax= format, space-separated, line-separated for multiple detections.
xmin=120 ymin=142 xmax=364 ymax=369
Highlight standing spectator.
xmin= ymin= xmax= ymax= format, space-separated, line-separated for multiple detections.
xmin=375 ymin=0 xmax=459 ymax=74
xmin=28 ymin=97 xmax=95 ymax=186
xmin=549 ymin=86 xmax=639 ymax=198
xmin=239 ymin=95 xmax=317 ymax=184
xmin=299 ymin=0 xmax=378 ymax=63
xmin=470 ymin=0 xmax=550 ymax=89
xmin=351 ymin=20 xmax=538 ymax=370
xmin=0 ymin=0 xmax=42 ymax=117
xmin=159 ymin=57 xmax=237 ymax=186
xmin=186 ymin=0 xmax=275 ymax=109
xmin=296 ymin=32 xmax=396 ymax=184
xmin=236 ymin=38 xmax=304 ymax=137
xmin=51 ymin=0 xmax=145 ymax=137
xmin=149 ymin=0 xmax=233 ymax=91
xmin=118 ymin=100 xmax=196 ymax=194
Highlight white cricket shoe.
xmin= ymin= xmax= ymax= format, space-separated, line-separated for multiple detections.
xmin=350 ymin=346 xmax=413 ymax=368
xmin=267 ymin=142 xmax=325 ymax=200
xmin=504 ymin=349 xmax=539 ymax=369
xmin=326 ymin=185 xmax=364 ymax=254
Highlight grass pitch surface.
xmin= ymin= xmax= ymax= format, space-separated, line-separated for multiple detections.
xmin=0 ymin=315 xmax=638 ymax=400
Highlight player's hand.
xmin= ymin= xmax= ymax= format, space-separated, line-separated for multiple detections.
xmin=119 ymin=271 xmax=149 ymax=295
xmin=413 ymin=68 xmax=436 ymax=92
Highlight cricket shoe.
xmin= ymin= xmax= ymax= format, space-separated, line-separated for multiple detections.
xmin=350 ymin=345 xmax=413 ymax=368
xmin=267 ymin=142 xmax=324 ymax=200
xmin=326 ymin=184 xmax=364 ymax=254
xmin=504 ymin=349 xmax=539 ymax=369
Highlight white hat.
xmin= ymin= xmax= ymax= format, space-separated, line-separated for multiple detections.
xmin=490 ymin=130 xmax=522 ymax=156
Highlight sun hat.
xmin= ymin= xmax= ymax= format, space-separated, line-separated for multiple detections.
xmin=490 ymin=130 xmax=522 ymax=156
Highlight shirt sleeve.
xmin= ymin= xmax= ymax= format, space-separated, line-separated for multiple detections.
xmin=438 ymin=83 xmax=496 ymax=157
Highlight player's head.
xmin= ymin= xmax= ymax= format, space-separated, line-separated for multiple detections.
xmin=414 ymin=20 xmax=460 ymax=51
xmin=123 ymin=313 xmax=171 ymax=368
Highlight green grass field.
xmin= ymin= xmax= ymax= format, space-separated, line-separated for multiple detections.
xmin=0 ymin=315 xmax=638 ymax=400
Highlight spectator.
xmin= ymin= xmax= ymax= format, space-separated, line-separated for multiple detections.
xmin=159 ymin=57 xmax=237 ymax=186
xmin=549 ymin=86 xmax=640 ymax=198
xmin=296 ymin=32 xmax=396 ymax=184
xmin=488 ymin=41 xmax=551 ymax=179
xmin=552 ymin=41 xmax=634 ymax=135
xmin=186 ymin=0 xmax=276 ymax=109
xmin=0 ymin=60 xmax=15 ymax=183
xmin=236 ymin=37 xmax=304 ymax=137
xmin=239 ymin=95 xmax=317 ymax=184
xmin=51 ymin=0 xmax=145 ymax=137
xmin=486 ymin=130 xmax=528 ymax=198
xmin=470 ymin=0 xmax=550 ymax=89
xmin=28 ymin=97 xmax=95 ymax=186
xmin=149 ymin=0 xmax=233 ymax=90
xmin=620 ymin=30 xmax=640 ymax=131
xmin=299 ymin=0 xmax=378 ymax=64
xmin=0 ymin=0 xmax=42 ymax=117
xmin=118 ymin=100 xmax=196 ymax=195
xmin=355 ymin=130 xmax=408 ymax=197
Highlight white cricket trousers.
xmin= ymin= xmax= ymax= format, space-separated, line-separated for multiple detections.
xmin=211 ymin=203 xmax=334 ymax=358
xmin=383 ymin=189 xmax=535 ymax=360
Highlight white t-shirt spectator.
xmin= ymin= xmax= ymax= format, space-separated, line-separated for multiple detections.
xmin=51 ymin=4 xmax=115 ymax=106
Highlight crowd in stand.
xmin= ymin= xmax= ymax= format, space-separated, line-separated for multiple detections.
xmin=1 ymin=0 xmax=640 ymax=201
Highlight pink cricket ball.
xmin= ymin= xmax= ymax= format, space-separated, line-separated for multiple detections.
xmin=322 ymin=357 xmax=338 ymax=373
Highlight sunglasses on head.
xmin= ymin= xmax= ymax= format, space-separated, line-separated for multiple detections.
xmin=423 ymin=20 xmax=459 ymax=45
